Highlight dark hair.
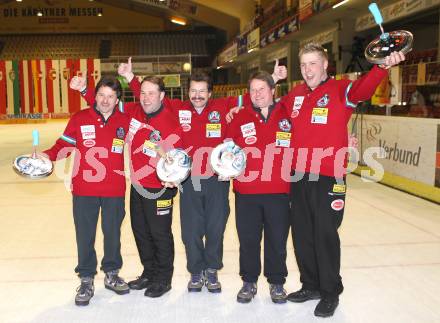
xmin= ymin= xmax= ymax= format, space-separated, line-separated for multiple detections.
xmin=95 ymin=76 xmax=122 ymax=98
xmin=188 ymin=73 xmax=212 ymax=92
xmin=248 ymin=71 xmax=275 ymax=90
xmin=141 ymin=76 xmax=165 ymax=92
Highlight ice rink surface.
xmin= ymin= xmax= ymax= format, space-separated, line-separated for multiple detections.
xmin=1 ymin=121 xmax=439 ymax=323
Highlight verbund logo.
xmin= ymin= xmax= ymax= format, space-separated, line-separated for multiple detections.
xmin=365 ymin=123 xmax=421 ymax=167
xmin=366 ymin=123 xmax=382 ymax=141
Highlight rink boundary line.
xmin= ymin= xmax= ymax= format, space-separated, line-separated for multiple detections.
xmin=352 ymin=166 xmax=440 ymax=204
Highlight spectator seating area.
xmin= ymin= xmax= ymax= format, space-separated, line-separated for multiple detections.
xmin=0 ymin=32 xmax=214 ymax=60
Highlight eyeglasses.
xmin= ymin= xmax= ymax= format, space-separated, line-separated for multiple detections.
xmin=189 ymin=89 xmax=208 ymax=95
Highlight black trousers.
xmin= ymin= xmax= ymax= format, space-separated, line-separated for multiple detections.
xmin=180 ymin=176 xmax=230 ymax=274
xmin=130 ymin=185 xmax=176 ymax=284
xmin=72 ymin=195 xmax=125 ymax=278
xmin=290 ymin=172 xmax=345 ymax=298
xmin=235 ymin=192 xmax=290 ymax=284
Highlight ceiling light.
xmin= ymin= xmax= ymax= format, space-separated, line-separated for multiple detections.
xmin=332 ymin=0 xmax=350 ymax=9
xmin=171 ymin=17 xmax=186 ymax=26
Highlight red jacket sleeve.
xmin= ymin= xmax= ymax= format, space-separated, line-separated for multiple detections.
xmin=129 ymin=77 xmax=141 ymax=99
xmin=343 ymin=65 xmax=388 ymax=107
xmin=82 ymin=87 xmax=95 ymax=107
xmin=43 ymin=115 xmax=77 ymax=161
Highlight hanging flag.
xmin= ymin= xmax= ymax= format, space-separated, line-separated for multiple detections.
xmin=0 ymin=61 xmax=6 ymax=115
xmin=19 ymin=60 xmax=33 ymax=114
xmin=31 ymin=60 xmax=43 ymax=114
xmin=77 ymin=58 xmax=101 ymax=109
xmin=5 ymin=61 xmax=20 ymax=115
xmin=45 ymin=59 xmax=61 ymax=114
xmin=59 ymin=59 xmax=82 ymax=114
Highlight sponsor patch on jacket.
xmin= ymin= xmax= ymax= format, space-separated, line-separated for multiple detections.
xmin=83 ymin=139 xmax=96 ymax=147
xmin=278 ymin=119 xmax=291 ymax=132
xmin=332 ymin=184 xmax=346 ymax=193
xmin=241 ymin=122 xmax=256 ymax=138
xmin=111 ymin=138 xmax=124 ymax=154
xmin=291 ymin=109 xmax=300 ymax=118
xmin=208 ymin=110 xmax=221 ymax=123
xmin=181 ymin=123 xmax=191 ymax=132
xmin=129 ymin=118 xmax=142 ymax=134
xmin=179 ymin=110 xmax=191 ymax=124
xmin=116 ymin=127 xmax=125 ymax=139
xmin=317 ymin=94 xmax=330 ymax=107
xmin=206 ymin=123 xmax=221 ymax=138
xmin=143 ymin=140 xmax=158 ymax=158
xmin=157 ymin=199 xmax=172 ymax=208
xmin=293 ymin=96 xmax=304 ymax=109
xmin=80 ymin=125 xmax=96 ymax=140
xmin=331 ymin=199 xmax=345 ymax=211
xmin=311 ymin=107 xmax=328 ymax=124
xmin=245 ymin=135 xmax=257 ymax=145
xmin=275 ymin=132 xmax=291 ymax=147
xmin=149 ymin=130 xmax=161 ymax=143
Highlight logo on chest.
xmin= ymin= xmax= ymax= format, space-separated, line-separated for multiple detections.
xmin=116 ymin=127 xmax=125 ymax=139
xmin=149 ymin=130 xmax=162 ymax=143
xmin=208 ymin=110 xmax=221 ymax=123
xmin=317 ymin=94 xmax=330 ymax=107
xmin=278 ymin=119 xmax=291 ymax=132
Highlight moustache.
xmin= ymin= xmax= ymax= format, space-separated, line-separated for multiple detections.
xmin=191 ymin=97 xmax=205 ymax=101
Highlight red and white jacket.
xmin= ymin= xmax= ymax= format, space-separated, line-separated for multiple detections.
xmin=280 ymin=65 xmax=388 ymax=177
xmin=225 ymin=102 xmax=292 ymax=195
xmin=44 ymin=106 xmax=129 ymax=197
xmin=81 ymin=86 xmax=183 ymax=188
xmin=128 ymin=105 xmax=183 ymax=188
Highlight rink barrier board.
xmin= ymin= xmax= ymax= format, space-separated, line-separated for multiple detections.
xmin=352 ymin=165 xmax=440 ymax=204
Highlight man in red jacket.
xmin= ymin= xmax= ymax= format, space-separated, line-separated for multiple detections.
xmin=72 ymin=74 xmax=183 ymax=298
xmin=225 ymin=71 xmax=292 ymax=304
xmin=127 ymin=76 xmax=183 ymax=298
xmin=44 ymin=76 xmax=130 ymax=306
xmin=282 ymin=43 xmax=405 ymax=317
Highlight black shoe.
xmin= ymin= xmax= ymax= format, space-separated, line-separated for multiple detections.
xmin=236 ymin=282 xmax=257 ymax=304
xmin=128 ymin=277 xmax=152 ymax=290
xmin=144 ymin=282 xmax=171 ymax=298
xmin=269 ymin=284 xmax=287 ymax=304
xmin=314 ymin=297 xmax=339 ymax=317
xmin=287 ymin=288 xmax=321 ymax=303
